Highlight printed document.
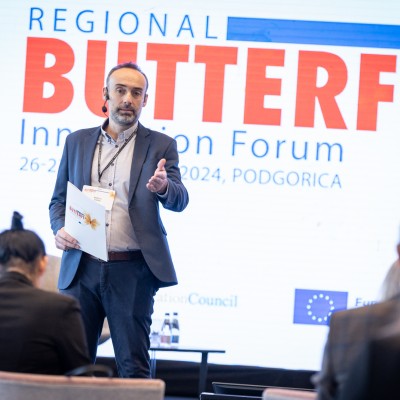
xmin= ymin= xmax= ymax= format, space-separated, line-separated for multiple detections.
xmin=65 ymin=181 xmax=108 ymax=261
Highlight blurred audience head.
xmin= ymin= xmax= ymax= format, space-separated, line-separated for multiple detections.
xmin=380 ymin=238 xmax=400 ymax=301
xmin=0 ymin=211 xmax=47 ymax=283
xmin=380 ymin=260 xmax=400 ymax=301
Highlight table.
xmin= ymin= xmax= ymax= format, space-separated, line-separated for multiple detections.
xmin=149 ymin=346 xmax=226 ymax=394
xmin=97 ymin=339 xmax=225 ymax=394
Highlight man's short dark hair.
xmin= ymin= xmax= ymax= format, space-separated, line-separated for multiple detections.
xmin=105 ymin=62 xmax=149 ymax=93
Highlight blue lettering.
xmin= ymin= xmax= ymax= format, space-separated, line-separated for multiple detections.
xmin=175 ymin=134 xmax=190 ymax=153
xmin=174 ymin=134 xmax=213 ymax=155
xmin=150 ymin=13 xmax=167 ymax=36
xmin=316 ymin=142 xmax=343 ymax=162
xmin=33 ymin=126 xmax=49 ymax=146
xmin=119 ymin=12 xmax=139 ymax=35
xmin=276 ymin=140 xmax=286 ymax=158
xmin=177 ymin=15 xmax=194 ymax=38
xmin=331 ymin=174 xmax=342 ymax=188
xmin=20 ymin=119 xmax=71 ymax=147
xmin=29 ymin=7 xmax=44 ymax=30
xmin=273 ymin=171 xmax=284 ymax=185
xmin=76 ymin=10 xmax=94 ymax=33
xmin=197 ymin=136 xmax=213 ymax=155
xmin=104 ymin=11 xmax=109 ymax=34
xmin=251 ymin=138 xmax=269 ymax=158
xmin=302 ymin=172 xmax=312 ymax=186
xmin=205 ymin=16 xmax=218 ymax=39
xmin=232 ymin=167 xmax=342 ymax=189
xmin=232 ymin=130 xmax=247 ymax=156
xmin=54 ymin=8 xmax=67 ymax=32
xmin=318 ymin=173 xmax=329 ymax=188
xmin=259 ymin=170 xmax=271 ymax=184
xmin=292 ymin=141 xmax=308 ymax=160
xmin=287 ymin=171 xmax=300 ymax=186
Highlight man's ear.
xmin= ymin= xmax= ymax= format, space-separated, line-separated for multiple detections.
xmin=103 ymin=87 xmax=109 ymax=101
xmin=143 ymin=93 xmax=148 ymax=107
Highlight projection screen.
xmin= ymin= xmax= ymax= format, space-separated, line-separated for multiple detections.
xmin=1 ymin=0 xmax=399 ymax=371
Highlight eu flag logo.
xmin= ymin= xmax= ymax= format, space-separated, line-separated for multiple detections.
xmin=293 ymin=289 xmax=348 ymax=326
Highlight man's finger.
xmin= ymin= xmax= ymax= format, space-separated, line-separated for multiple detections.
xmin=157 ymin=158 xmax=166 ymax=171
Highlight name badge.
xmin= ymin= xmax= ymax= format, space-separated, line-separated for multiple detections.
xmin=82 ymin=185 xmax=115 ymax=211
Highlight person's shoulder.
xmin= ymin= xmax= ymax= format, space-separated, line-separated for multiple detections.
xmin=66 ymin=126 xmax=100 ymax=141
xmin=139 ymin=124 xmax=175 ymax=142
xmin=331 ymin=304 xmax=374 ymax=323
xmin=332 ymin=299 xmax=397 ymax=324
xmin=371 ymin=295 xmax=400 ymax=317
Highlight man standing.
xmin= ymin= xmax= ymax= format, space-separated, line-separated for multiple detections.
xmin=49 ymin=62 xmax=189 ymax=378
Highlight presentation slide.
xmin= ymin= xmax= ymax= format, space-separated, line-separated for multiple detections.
xmin=1 ymin=0 xmax=399 ymax=371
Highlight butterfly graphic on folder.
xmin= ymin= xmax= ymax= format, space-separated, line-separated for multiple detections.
xmin=84 ymin=213 xmax=100 ymax=229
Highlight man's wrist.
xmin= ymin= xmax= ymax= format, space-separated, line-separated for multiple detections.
xmin=157 ymin=181 xmax=169 ymax=197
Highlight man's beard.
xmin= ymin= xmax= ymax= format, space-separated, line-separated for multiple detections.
xmin=110 ymin=108 xmax=137 ymax=126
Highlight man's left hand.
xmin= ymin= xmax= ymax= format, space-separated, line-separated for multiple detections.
xmin=146 ymin=158 xmax=168 ymax=194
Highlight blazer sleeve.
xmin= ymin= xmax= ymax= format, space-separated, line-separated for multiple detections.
xmin=49 ymin=140 xmax=70 ymax=235
xmin=157 ymin=138 xmax=189 ymax=212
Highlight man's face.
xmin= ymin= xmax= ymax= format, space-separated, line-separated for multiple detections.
xmin=105 ymin=67 xmax=148 ymax=128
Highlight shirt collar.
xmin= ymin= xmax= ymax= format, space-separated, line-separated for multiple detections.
xmin=100 ymin=119 xmax=138 ymax=143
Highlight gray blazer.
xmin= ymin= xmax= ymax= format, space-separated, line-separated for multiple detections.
xmin=49 ymin=122 xmax=189 ymax=289
xmin=314 ymin=294 xmax=400 ymax=400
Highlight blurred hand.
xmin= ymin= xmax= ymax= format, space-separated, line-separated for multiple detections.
xmin=146 ymin=158 xmax=168 ymax=194
xmin=55 ymin=227 xmax=80 ymax=251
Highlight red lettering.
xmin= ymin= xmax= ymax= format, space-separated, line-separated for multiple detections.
xmin=244 ymin=48 xmax=285 ymax=125
xmin=23 ymin=37 xmax=74 ymax=113
xmin=117 ymin=42 xmax=138 ymax=65
xmin=23 ymin=38 xmax=397 ymax=131
xmin=146 ymin=43 xmax=189 ymax=120
xmin=85 ymin=41 xmax=107 ymax=117
xmin=357 ymin=54 xmax=396 ymax=131
xmin=194 ymin=45 xmax=238 ymax=122
xmin=295 ymin=51 xmax=347 ymax=129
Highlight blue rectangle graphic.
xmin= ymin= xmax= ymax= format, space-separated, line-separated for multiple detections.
xmin=293 ymin=289 xmax=348 ymax=326
xmin=226 ymin=17 xmax=400 ymax=49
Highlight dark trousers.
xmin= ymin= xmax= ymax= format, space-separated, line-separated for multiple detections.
xmin=61 ymin=254 xmax=159 ymax=378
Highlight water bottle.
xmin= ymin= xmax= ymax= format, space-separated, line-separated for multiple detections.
xmin=171 ymin=312 xmax=180 ymax=347
xmin=149 ymin=318 xmax=161 ymax=347
xmin=160 ymin=312 xmax=172 ymax=347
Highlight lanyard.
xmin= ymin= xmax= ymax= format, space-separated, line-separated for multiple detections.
xmin=97 ymin=129 xmax=136 ymax=183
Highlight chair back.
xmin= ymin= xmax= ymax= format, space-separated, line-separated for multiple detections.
xmin=0 ymin=370 xmax=165 ymax=400
xmin=262 ymin=388 xmax=316 ymax=400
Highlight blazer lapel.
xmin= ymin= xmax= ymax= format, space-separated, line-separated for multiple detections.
xmin=82 ymin=127 xmax=101 ymax=186
xmin=129 ymin=123 xmax=150 ymax=200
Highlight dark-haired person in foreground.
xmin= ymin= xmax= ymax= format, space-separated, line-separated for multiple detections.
xmin=313 ymin=241 xmax=400 ymax=400
xmin=0 ymin=212 xmax=90 ymax=374
xmin=49 ymin=62 xmax=189 ymax=378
